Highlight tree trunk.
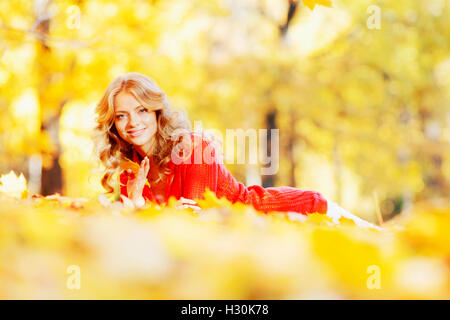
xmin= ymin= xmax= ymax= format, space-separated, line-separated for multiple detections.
xmin=40 ymin=114 xmax=63 ymax=195
xmin=262 ymin=1 xmax=300 ymax=188
xmin=34 ymin=0 xmax=63 ymax=195
xmin=262 ymin=109 xmax=277 ymax=187
xmin=287 ymin=110 xmax=297 ymax=187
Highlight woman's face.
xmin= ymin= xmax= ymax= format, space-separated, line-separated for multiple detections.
xmin=113 ymin=91 xmax=158 ymax=154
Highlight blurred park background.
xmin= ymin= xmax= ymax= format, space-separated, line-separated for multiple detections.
xmin=0 ymin=0 xmax=449 ymax=223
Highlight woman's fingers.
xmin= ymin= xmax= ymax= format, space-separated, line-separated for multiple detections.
xmin=176 ymin=197 xmax=201 ymax=211
xmin=139 ymin=158 xmax=146 ymax=171
xmin=135 ymin=158 xmax=148 ymax=185
xmin=326 ymin=201 xmax=381 ymax=230
xmin=120 ymin=195 xmax=135 ymax=209
xmin=125 ymin=158 xmax=150 ymax=201
xmin=144 ymin=156 xmax=150 ymax=176
xmin=138 ymin=157 xmax=150 ymax=176
xmin=176 ymin=204 xmax=201 ymax=212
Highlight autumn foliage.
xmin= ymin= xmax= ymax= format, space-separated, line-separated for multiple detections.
xmin=0 ymin=0 xmax=449 ymax=299
xmin=0 ymin=171 xmax=449 ymax=299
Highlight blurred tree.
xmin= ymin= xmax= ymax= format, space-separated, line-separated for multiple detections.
xmin=0 ymin=0 xmax=448 ymax=216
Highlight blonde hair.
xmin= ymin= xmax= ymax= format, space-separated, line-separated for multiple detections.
xmin=93 ymin=72 xmax=194 ymax=193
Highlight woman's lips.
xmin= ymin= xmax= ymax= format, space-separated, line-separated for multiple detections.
xmin=128 ymin=128 xmax=146 ymax=137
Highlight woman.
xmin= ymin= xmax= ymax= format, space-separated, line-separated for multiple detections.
xmin=94 ymin=72 xmax=377 ymax=227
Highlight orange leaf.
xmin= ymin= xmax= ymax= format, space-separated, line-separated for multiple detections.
xmin=120 ymin=160 xmax=140 ymax=174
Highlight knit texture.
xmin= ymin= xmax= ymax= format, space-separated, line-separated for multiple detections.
xmin=120 ymin=133 xmax=328 ymax=214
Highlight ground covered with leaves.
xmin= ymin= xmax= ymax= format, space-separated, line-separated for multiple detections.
xmin=0 ymin=181 xmax=449 ymax=299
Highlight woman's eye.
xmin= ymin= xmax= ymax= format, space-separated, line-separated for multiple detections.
xmin=139 ymin=108 xmax=147 ymax=113
xmin=116 ymin=114 xmax=126 ymax=119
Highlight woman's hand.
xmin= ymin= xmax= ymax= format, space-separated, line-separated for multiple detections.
xmin=176 ymin=197 xmax=201 ymax=212
xmin=126 ymin=156 xmax=150 ymax=208
xmin=326 ymin=201 xmax=381 ymax=230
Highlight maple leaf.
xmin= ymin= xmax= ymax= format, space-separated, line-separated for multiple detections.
xmin=0 ymin=171 xmax=28 ymax=199
xmin=120 ymin=159 xmax=141 ymax=174
xmin=196 ymin=188 xmax=234 ymax=209
xmin=302 ymin=0 xmax=332 ymax=10
xmin=307 ymin=212 xmax=334 ymax=226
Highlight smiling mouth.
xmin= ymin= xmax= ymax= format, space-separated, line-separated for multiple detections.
xmin=127 ymin=128 xmax=146 ymax=137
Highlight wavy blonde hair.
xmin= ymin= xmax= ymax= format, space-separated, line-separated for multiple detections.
xmin=93 ymin=72 xmax=195 ymax=193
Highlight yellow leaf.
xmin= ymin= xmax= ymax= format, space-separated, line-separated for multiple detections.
xmin=303 ymin=0 xmax=332 ymax=10
xmin=339 ymin=216 xmax=357 ymax=226
xmin=307 ymin=212 xmax=334 ymax=225
xmin=0 ymin=171 xmax=28 ymax=199
xmin=196 ymin=188 xmax=234 ymax=209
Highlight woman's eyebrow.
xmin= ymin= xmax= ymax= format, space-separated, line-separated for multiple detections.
xmin=116 ymin=104 xmax=144 ymax=114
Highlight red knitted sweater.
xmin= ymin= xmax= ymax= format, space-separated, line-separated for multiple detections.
xmin=120 ymin=133 xmax=328 ymax=214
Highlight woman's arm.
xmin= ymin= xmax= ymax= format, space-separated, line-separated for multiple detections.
xmin=180 ymin=135 xmax=328 ymax=215
xmin=180 ymin=136 xmax=219 ymax=200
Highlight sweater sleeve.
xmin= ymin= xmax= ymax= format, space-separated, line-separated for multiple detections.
xmin=180 ymin=135 xmax=328 ymax=215
xmin=119 ymin=171 xmax=128 ymax=199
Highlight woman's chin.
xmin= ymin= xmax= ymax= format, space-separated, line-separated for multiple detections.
xmin=127 ymin=134 xmax=154 ymax=148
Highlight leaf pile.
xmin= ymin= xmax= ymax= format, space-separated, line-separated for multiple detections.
xmin=0 ymin=188 xmax=449 ymax=299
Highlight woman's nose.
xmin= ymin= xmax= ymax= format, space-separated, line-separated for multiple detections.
xmin=128 ymin=113 xmax=140 ymax=127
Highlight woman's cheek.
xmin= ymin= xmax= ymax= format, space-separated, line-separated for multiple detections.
xmin=147 ymin=115 xmax=157 ymax=128
xmin=115 ymin=121 xmax=127 ymax=139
